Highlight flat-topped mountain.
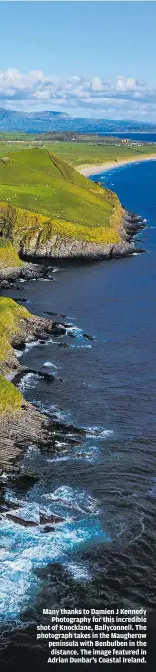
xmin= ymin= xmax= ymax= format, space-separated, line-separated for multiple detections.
xmin=0 ymin=108 xmax=70 ymax=132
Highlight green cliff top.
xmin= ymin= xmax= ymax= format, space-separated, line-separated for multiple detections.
xmin=0 ymin=148 xmax=121 ymax=247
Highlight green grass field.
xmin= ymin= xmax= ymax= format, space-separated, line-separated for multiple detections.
xmin=0 ymin=135 xmax=156 ymax=167
xmin=43 ymin=141 xmax=156 ymax=167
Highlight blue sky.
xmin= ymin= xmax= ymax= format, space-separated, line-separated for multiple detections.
xmin=0 ymin=1 xmax=156 ymax=120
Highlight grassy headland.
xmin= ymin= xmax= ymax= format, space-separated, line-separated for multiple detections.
xmin=0 ymin=136 xmax=151 ymax=431
xmin=0 ymin=147 xmax=122 ymax=250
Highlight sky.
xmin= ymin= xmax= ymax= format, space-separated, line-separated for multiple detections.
xmin=0 ymin=1 xmax=156 ymax=121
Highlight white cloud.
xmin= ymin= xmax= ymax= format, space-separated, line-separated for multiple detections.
xmin=0 ymin=68 xmax=156 ymax=120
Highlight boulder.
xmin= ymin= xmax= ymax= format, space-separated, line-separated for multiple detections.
xmin=40 ymin=512 xmax=65 ymax=525
xmin=6 ymin=513 xmax=38 ymax=527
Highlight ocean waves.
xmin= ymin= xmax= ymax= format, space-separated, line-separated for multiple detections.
xmin=0 ymin=486 xmax=110 ymax=622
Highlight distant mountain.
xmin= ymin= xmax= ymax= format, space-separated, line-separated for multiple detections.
xmin=0 ymin=108 xmax=70 ymax=132
xmin=0 ymin=107 xmax=156 ymax=134
xmin=28 ymin=111 xmax=70 ymax=119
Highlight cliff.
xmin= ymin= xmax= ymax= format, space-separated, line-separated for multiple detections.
xmin=0 ymin=147 xmax=131 ymax=260
xmin=0 ymin=297 xmax=65 ymax=473
xmin=0 ymin=297 xmax=85 ymax=475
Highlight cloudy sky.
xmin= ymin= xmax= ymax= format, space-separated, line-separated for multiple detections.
xmin=0 ymin=1 xmax=156 ymax=121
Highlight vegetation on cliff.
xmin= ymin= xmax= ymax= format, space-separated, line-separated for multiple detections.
xmin=0 ymin=237 xmax=22 ymax=268
xmin=0 ymin=297 xmax=55 ymax=417
xmin=0 ymin=374 xmax=23 ymax=415
xmin=0 ymin=148 xmax=121 ymax=251
xmin=0 ymin=297 xmax=33 ymax=375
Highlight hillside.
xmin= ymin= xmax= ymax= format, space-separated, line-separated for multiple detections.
xmin=0 ymin=147 xmax=124 ymax=258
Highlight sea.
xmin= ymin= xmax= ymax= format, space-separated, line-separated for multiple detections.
xmin=0 ymin=157 xmax=156 ymax=670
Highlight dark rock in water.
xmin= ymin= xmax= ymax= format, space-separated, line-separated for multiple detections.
xmin=0 ymin=280 xmax=14 ymax=288
xmin=44 ymin=311 xmax=53 ymax=316
xmin=14 ymin=340 xmax=26 ymax=352
xmin=13 ymin=297 xmax=28 ymax=303
xmin=39 ymin=339 xmax=46 ymax=344
xmin=0 ymin=499 xmax=21 ymax=512
xmin=83 ymin=332 xmax=94 ymax=341
xmin=14 ymin=367 xmax=55 ymax=386
xmin=0 ymin=401 xmax=57 ymax=474
xmin=68 ymin=332 xmax=76 ymax=338
xmin=58 ymin=342 xmax=69 ymax=348
xmin=12 ymin=473 xmax=39 ymax=492
xmin=40 ymin=525 xmax=55 ymax=534
xmin=40 ymin=512 xmax=65 ymax=525
xmin=38 ymin=369 xmax=55 ymax=381
xmin=51 ymin=497 xmax=73 ymax=509
xmin=122 ymin=209 xmax=145 ymax=242
xmin=6 ymin=513 xmax=38 ymax=527
xmin=44 ymin=311 xmax=66 ymax=318
xmin=52 ymin=322 xmax=66 ymax=335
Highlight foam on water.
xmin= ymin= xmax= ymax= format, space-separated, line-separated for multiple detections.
xmin=46 ymin=455 xmax=70 ymax=463
xmin=84 ymin=426 xmax=114 ymax=439
xmin=18 ymin=372 xmax=42 ymax=393
xmin=25 ymin=445 xmax=40 ymax=458
xmin=46 ymin=444 xmax=100 ymax=465
xmin=43 ymin=361 xmax=57 ymax=369
xmin=74 ymin=444 xmax=99 ymax=464
xmin=66 ymin=326 xmax=83 ymax=338
xmin=65 ymin=561 xmax=90 ymax=581
xmin=0 ymin=486 xmax=110 ymax=621
xmin=25 ymin=339 xmax=44 ymax=353
xmin=42 ymin=485 xmax=99 ymax=515
xmin=70 ymin=343 xmax=92 ymax=349
xmin=36 ymin=400 xmax=71 ymax=424
xmin=14 ymin=349 xmax=23 ymax=359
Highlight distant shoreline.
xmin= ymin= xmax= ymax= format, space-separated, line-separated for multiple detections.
xmin=77 ymin=154 xmax=156 ymax=177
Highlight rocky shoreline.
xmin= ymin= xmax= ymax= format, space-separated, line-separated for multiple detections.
xmin=0 ymin=209 xmax=145 ymax=282
xmin=0 ymin=301 xmax=85 ymax=479
xmin=0 ymin=261 xmax=53 ymax=289
xmin=0 ymin=207 xmax=145 ymax=483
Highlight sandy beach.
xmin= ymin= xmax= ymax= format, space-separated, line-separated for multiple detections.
xmin=77 ymin=154 xmax=156 ymax=177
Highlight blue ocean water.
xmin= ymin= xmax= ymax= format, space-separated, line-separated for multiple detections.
xmin=99 ymin=132 xmax=156 ymax=143
xmin=0 ymin=160 xmax=156 ymax=668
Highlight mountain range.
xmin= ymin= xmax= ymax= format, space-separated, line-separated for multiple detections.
xmin=0 ymin=108 xmax=156 ymax=134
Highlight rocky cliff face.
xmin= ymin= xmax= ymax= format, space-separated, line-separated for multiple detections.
xmin=0 ymin=203 xmax=143 ymax=262
xmin=19 ymin=233 xmax=135 ymax=260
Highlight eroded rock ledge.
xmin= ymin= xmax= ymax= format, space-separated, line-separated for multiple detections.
xmin=0 ymin=210 xmax=144 ymax=280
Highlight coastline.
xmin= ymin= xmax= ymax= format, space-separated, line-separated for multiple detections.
xmin=77 ymin=153 xmax=156 ymax=177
